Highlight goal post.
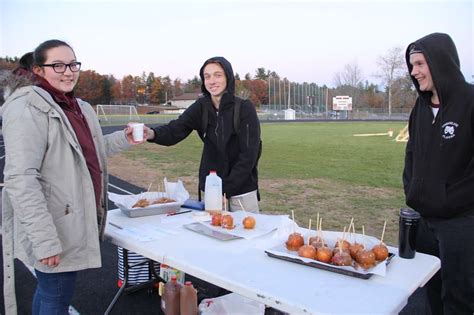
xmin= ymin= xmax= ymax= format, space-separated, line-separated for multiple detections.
xmin=96 ymin=105 xmax=141 ymax=122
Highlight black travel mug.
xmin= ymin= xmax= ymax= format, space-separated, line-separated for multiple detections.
xmin=398 ymin=208 xmax=421 ymax=259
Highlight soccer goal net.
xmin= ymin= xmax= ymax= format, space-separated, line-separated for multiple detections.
xmin=96 ymin=105 xmax=140 ymax=122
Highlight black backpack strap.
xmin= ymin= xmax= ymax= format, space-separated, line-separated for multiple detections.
xmin=200 ymin=101 xmax=208 ymax=140
xmin=233 ymin=97 xmax=242 ymax=135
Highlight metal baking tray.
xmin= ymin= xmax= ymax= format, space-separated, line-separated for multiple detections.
xmin=184 ymin=222 xmax=241 ymax=241
xmin=265 ymin=250 xmax=395 ymax=279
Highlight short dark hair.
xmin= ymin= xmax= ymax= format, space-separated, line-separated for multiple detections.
xmin=33 ymin=39 xmax=75 ymax=65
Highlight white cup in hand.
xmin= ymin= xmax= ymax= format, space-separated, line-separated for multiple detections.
xmin=131 ymin=123 xmax=145 ymax=142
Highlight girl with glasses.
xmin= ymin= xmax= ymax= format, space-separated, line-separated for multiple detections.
xmin=1 ymin=39 xmax=148 ymax=314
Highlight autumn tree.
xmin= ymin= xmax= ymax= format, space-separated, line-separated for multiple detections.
xmin=149 ymin=78 xmax=162 ymax=105
xmin=174 ymin=78 xmax=183 ymax=96
xmin=375 ymin=47 xmax=405 ymax=116
xmin=111 ymin=80 xmax=122 ymax=103
xmin=235 ymin=80 xmax=251 ymax=100
xmin=359 ymin=81 xmax=384 ymax=108
xmin=183 ymin=76 xmax=201 ymax=93
xmin=134 ymin=73 xmax=147 ymax=104
xmin=255 ymin=67 xmax=270 ymax=80
xmin=145 ymin=72 xmax=156 ymax=104
xmin=240 ymin=79 xmax=267 ymax=106
xmin=0 ymin=56 xmax=18 ymax=71
xmin=121 ymin=75 xmax=137 ymax=104
xmin=159 ymin=76 xmax=173 ymax=104
xmin=75 ymin=70 xmax=105 ymax=105
xmin=390 ymin=73 xmax=417 ymax=110
xmin=101 ymin=75 xmax=116 ymax=104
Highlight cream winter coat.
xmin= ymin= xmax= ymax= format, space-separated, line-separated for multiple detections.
xmin=1 ymin=85 xmax=130 ymax=314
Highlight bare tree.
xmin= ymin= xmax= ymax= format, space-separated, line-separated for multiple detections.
xmin=375 ymin=47 xmax=405 ymax=116
xmin=333 ymin=61 xmax=364 ymax=108
xmin=333 ymin=62 xmax=364 ymax=88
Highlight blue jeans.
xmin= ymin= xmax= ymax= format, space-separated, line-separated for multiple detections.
xmin=32 ymin=269 xmax=77 ymax=315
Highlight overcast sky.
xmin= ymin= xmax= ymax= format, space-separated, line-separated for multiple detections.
xmin=1 ymin=0 xmax=472 ymax=86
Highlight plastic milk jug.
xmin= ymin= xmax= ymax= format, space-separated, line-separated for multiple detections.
xmin=161 ymin=275 xmax=181 ymax=315
xmin=179 ymin=281 xmax=198 ymax=315
xmin=204 ymin=171 xmax=222 ymax=212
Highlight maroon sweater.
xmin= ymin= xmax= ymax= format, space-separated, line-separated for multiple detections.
xmin=37 ymin=77 xmax=102 ymax=208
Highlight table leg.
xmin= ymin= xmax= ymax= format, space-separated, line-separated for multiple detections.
xmin=104 ymin=247 xmax=129 ymax=315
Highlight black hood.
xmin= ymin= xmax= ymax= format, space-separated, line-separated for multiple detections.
xmin=199 ymin=56 xmax=235 ymax=98
xmin=405 ymin=32 xmax=465 ymax=106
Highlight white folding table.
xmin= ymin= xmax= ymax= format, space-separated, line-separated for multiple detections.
xmin=104 ymin=209 xmax=440 ymax=314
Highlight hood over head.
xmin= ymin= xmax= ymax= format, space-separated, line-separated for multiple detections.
xmin=405 ymin=32 xmax=465 ymax=105
xmin=199 ymin=56 xmax=235 ymax=98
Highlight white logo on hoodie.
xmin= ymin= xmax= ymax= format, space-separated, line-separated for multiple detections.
xmin=442 ymin=121 xmax=459 ymax=139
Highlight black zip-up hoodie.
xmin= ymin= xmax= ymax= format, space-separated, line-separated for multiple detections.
xmin=403 ymin=33 xmax=474 ymax=218
xmin=150 ymin=57 xmax=261 ymax=198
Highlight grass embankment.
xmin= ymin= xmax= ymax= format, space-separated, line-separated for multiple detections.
xmin=111 ymin=121 xmax=408 ymax=245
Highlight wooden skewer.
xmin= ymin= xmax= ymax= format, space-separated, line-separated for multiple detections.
xmin=318 ymin=218 xmax=323 ymax=240
xmin=163 ymin=179 xmax=167 ymax=198
xmin=291 ymin=210 xmax=296 ymax=234
xmin=380 ymin=220 xmax=387 ymax=244
xmin=316 ymin=213 xmax=320 ymax=231
xmin=308 ymin=218 xmax=312 ymax=231
xmin=224 ymin=193 xmax=228 ymax=212
xmin=237 ymin=199 xmax=247 ymax=215
xmin=348 ymin=218 xmax=354 ymax=240
xmin=147 ymin=182 xmax=153 ymax=192
xmin=362 ymin=225 xmax=366 ymax=246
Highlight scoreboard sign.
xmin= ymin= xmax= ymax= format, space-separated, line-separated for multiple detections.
xmin=333 ymin=96 xmax=352 ymax=111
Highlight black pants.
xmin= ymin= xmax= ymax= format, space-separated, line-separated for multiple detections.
xmin=416 ymin=212 xmax=474 ymax=315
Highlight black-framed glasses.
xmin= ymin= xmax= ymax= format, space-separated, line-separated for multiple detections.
xmin=39 ymin=62 xmax=81 ymax=73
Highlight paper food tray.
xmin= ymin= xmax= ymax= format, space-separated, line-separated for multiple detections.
xmin=108 ymin=179 xmax=189 ymax=218
xmin=265 ymin=248 xmax=394 ymax=279
xmin=265 ymin=230 xmax=394 ymax=279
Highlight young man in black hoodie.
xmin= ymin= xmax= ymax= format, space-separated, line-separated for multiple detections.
xmin=403 ymin=33 xmax=474 ymax=314
xmin=146 ymin=57 xmax=261 ymax=212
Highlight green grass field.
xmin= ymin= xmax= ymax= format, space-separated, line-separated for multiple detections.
xmin=115 ymin=121 xmax=409 ymax=245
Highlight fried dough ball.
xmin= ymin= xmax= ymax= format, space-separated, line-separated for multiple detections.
xmin=285 ymin=232 xmax=304 ymax=251
xmin=372 ymin=243 xmax=389 ymax=261
xmin=355 ymin=250 xmax=376 ymax=269
xmin=315 ymin=246 xmax=333 ymax=263
xmin=334 ymin=239 xmax=351 ymax=251
xmin=298 ymin=245 xmax=317 ymax=260
xmin=211 ymin=213 xmax=223 ymax=226
xmin=132 ymin=199 xmax=150 ymax=208
xmin=309 ymin=236 xmax=327 ymax=249
xmin=221 ymin=214 xmax=234 ymax=229
xmin=349 ymin=242 xmax=365 ymax=260
xmin=331 ymin=251 xmax=353 ymax=266
xmin=151 ymin=197 xmax=176 ymax=204
xmin=242 ymin=216 xmax=256 ymax=229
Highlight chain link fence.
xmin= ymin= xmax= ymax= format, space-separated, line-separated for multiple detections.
xmin=259 ymin=105 xmax=411 ymax=121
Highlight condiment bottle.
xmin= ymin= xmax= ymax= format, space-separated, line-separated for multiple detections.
xmin=179 ymin=281 xmax=198 ymax=315
xmin=161 ymin=275 xmax=181 ymax=315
